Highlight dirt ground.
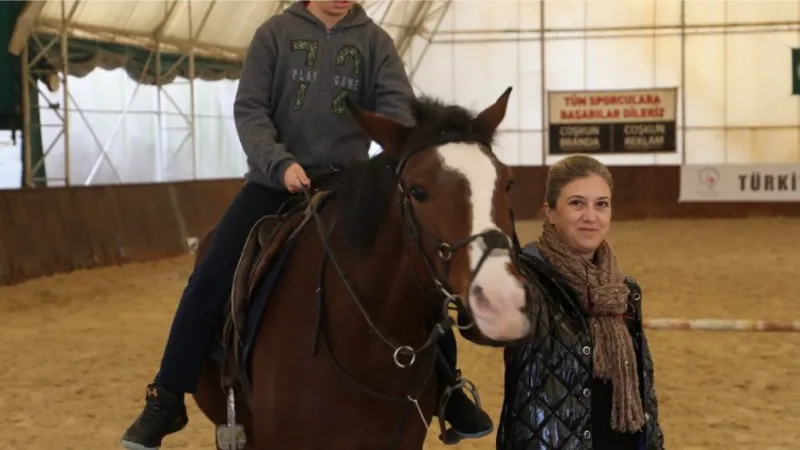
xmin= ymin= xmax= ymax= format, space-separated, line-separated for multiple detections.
xmin=2 ymin=218 xmax=800 ymax=450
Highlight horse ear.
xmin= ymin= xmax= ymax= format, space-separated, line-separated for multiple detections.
xmin=345 ymin=96 xmax=410 ymax=156
xmin=473 ymin=87 xmax=513 ymax=134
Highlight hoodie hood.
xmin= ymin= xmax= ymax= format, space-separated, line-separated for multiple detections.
xmin=285 ymin=2 xmax=373 ymax=30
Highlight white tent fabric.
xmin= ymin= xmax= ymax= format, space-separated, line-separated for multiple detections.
xmin=3 ymin=0 xmax=798 ymax=188
xmin=5 ymin=1 xmax=446 ymax=187
xmin=9 ymin=1 xmax=424 ymax=62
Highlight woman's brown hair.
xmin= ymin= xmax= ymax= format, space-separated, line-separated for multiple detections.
xmin=544 ymin=154 xmax=613 ymax=208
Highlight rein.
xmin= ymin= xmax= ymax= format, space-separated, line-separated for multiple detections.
xmin=297 ymin=132 xmax=519 ymax=437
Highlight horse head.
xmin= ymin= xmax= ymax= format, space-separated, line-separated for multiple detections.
xmin=346 ymin=88 xmax=531 ymax=345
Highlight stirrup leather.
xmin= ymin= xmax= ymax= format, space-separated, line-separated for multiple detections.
xmin=215 ymin=387 xmax=246 ymax=450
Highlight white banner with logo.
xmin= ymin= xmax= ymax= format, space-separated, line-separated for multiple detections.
xmin=679 ymin=164 xmax=800 ymax=202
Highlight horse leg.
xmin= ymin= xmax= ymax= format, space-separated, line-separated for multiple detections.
xmin=193 ymin=358 xmax=257 ymax=450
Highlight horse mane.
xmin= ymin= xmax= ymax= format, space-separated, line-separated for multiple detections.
xmin=333 ymin=94 xmax=498 ymax=254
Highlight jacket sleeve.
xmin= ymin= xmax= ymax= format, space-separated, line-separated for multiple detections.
xmin=642 ymin=331 xmax=666 ymax=449
xmin=234 ymin=22 xmax=296 ymax=189
xmin=371 ymin=30 xmax=416 ymax=127
xmin=496 ymin=274 xmax=554 ymax=450
xmin=627 ymin=278 xmax=666 ymax=450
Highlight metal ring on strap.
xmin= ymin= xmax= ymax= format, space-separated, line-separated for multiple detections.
xmin=392 ymin=345 xmax=416 ymax=369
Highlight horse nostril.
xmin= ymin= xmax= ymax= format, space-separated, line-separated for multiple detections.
xmin=471 ymin=285 xmax=483 ymax=297
xmin=470 ymin=284 xmax=495 ymax=312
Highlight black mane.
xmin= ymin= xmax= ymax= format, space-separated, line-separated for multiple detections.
xmin=404 ymin=95 xmax=497 ymax=150
xmin=333 ymin=94 xmax=498 ymax=254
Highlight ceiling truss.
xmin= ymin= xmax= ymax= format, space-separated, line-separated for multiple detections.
xmin=9 ymin=1 xmax=451 ymax=187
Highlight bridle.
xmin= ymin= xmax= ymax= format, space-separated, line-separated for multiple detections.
xmin=300 ymin=131 xmax=524 ymax=437
xmin=393 ymin=131 xmax=523 ymax=337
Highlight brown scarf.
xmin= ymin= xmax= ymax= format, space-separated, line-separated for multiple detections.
xmin=536 ymin=220 xmax=645 ymax=433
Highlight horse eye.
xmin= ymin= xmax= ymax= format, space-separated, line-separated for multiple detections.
xmin=506 ymin=179 xmax=515 ymax=193
xmin=409 ymin=185 xmax=429 ymax=202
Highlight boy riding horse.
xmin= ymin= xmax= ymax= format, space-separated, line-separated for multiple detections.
xmin=120 ymin=2 xmax=492 ymax=449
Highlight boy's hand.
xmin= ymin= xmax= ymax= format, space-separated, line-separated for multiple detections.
xmin=282 ymin=162 xmax=311 ymax=193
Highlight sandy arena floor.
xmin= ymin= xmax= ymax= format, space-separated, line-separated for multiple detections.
xmin=2 ymin=218 xmax=800 ymax=450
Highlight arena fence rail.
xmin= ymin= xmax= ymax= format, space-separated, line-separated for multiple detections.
xmin=643 ymin=318 xmax=800 ymax=332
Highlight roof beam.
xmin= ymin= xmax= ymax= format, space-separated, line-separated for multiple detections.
xmin=392 ymin=0 xmax=451 ymax=60
xmin=8 ymin=1 xmax=47 ymax=55
xmin=381 ymin=0 xmax=451 ymax=79
xmin=9 ymin=0 xmax=80 ymax=56
xmin=153 ymin=0 xmax=181 ymax=39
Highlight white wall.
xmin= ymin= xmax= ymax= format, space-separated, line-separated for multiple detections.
xmin=0 ymin=131 xmax=22 ymax=189
xmin=409 ymin=0 xmax=800 ymax=167
xmin=29 ymin=69 xmax=246 ymax=187
xmin=7 ymin=68 xmax=381 ymax=188
xmin=3 ymin=0 xmax=798 ymax=189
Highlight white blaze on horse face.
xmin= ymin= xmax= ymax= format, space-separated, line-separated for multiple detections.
xmin=436 ymin=142 xmax=529 ymax=342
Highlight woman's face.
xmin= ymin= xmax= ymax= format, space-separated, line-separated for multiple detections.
xmin=545 ymin=173 xmax=611 ymax=259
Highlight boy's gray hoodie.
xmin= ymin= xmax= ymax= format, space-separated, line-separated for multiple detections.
xmin=234 ymin=2 xmax=415 ymax=189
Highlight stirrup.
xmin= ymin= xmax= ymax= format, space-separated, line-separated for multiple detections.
xmin=215 ymin=387 xmax=246 ymax=450
xmin=436 ymin=376 xmax=484 ymax=445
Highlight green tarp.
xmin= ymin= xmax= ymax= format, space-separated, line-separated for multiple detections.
xmin=0 ymin=1 xmax=45 ymax=186
xmin=31 ymin=33 xmax=243 ymax=85
xmin=0 ymin=1 xmax=24 ymax=132
xmin=793 ymin=48 xmax=800 ymax=95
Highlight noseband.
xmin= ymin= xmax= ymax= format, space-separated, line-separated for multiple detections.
xmin=394 ymin=132 xmax=522 ymax=338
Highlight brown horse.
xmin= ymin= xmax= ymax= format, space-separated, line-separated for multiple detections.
xmin=191 ymin=87 xmax=532 ymax=450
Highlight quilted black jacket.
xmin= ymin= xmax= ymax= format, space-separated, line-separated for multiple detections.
xmin=495 ymin=244 xmax=666 ymax=450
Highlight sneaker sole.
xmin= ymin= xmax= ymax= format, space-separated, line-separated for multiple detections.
xmin=450 ymin=425 xmax=494 ymax=439
xmin=120 ymin=440 xmax=159 ymax=450
xmin=119 ymin=415 xmax=187 ymax=450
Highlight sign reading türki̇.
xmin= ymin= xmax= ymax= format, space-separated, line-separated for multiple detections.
xmin=547 ymin=87 xmax=678 ymax=155
xmin=679 ymin=164 xmax=800 ymax=202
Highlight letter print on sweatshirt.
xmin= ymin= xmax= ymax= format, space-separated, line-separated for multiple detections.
xmin=290 ymin=40 xmax=363 ymax=115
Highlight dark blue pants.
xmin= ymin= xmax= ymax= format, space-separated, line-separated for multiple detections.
xmin=155 ymin=182 xmax=289 ymax=394
xmin=436 ymin=327 xmax=459 ymax=387
xmin=153 ymin=181 xmax=460 ymax=395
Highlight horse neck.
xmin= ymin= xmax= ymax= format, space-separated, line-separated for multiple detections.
xmin=319 ymin=198 xmax=441 ymax=411
xmin=330 ymin=200 xmax=437 ymax=342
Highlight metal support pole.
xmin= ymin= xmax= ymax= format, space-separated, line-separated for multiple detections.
xmin=582 ymin=0 xmax=588 ymax=90
xmin=722 ymin=0 xmax=729 ymax=164
xmin=21 ymin=45 xmax=32 ymax=188
xmin=680 ymin=0 xmax=687 ymax=165
xmin=430 ymin=19 xmax=800 ymax=37
xmin=154 ymin=0 xmax=177 ymax=182
xmin=408 ymin=1 xmax=451 ymax=79
xmin=378 ymin=0 xmax=394 ymax=25
xmin=539 ymin=0 xmax=546 ymax=165
xmin=515 ymin=0 xmax=521 ymax=166
xmin=156 ymin=41 xmax=164 ymax=182
xmin=188 ymin=0 xmax=197 ymax=179
xmin=394 ymin=1 xmax=427 ymax=58
xmin=60 ymin=0 xmax=71 ymax=186
xmin=651 ymin=0 xmax=658 ymax=165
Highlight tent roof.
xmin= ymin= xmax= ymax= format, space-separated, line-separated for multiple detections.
xmin=9 ymin=0 xmax=443 ymax=62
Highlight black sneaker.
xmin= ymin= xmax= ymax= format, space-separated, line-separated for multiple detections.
xmin=444 ymin=388 xmax=494 ymax=439
xmin=120 ymin=384 xmax=189 ymax=450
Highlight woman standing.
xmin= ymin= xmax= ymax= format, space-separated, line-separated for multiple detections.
xmin=496 ymin=154 xmax=666 ymax=449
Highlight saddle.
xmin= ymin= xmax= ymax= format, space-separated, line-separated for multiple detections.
xmin=218 ymin=188 xmax=333 ymax=389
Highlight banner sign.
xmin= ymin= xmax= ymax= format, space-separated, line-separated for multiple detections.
xmin=679 ymin=164 xmax=800 ymax=202
xmin=547 ymin=87 xmax=678 ymax=155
